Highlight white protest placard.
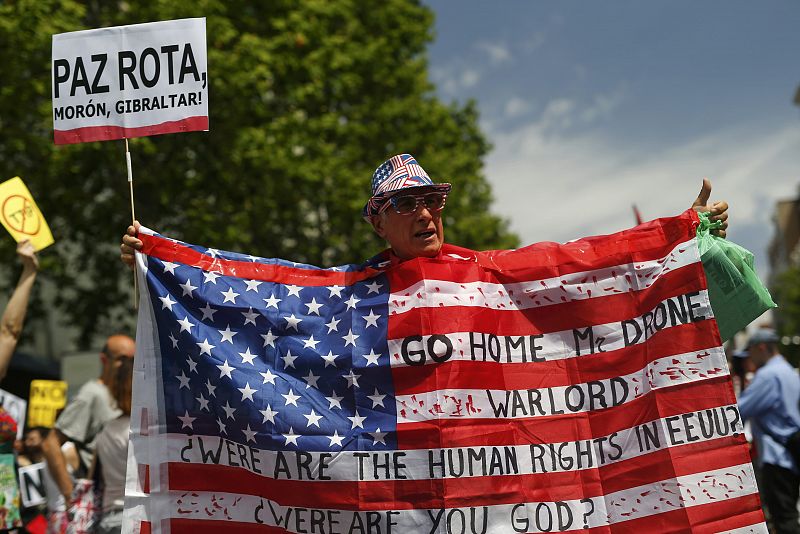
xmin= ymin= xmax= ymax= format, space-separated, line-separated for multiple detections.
xmin=52 ymin=18 xmax=208 ymax=145
xmin=0 ymin=388 xmax=26 ymax=440
xmin=18 ymin=463 xmax=47 ymax=508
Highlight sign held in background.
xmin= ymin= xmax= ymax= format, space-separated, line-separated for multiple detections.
xmin=18 ymin=463 xmax=47 ymax=508
xmin=0 ymin=178 xmax=54 ymax=251
xmin=0 ymin=389 xmax=26 ymax=440
xmin=28 ymin=380 xmax=67 ymax=428
xmin=51 ymin=18 xmax=208 ymax=145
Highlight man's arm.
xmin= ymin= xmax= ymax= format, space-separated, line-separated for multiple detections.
xmin=738 ymin=373 xmax=777 ymax=421
xmin=0 ymin=240 xmax=38 ymax=382
xmin=41 ymin=427 xmax=73 ymax=503
xmin=43 ymin=385 xmax=97 ymax=503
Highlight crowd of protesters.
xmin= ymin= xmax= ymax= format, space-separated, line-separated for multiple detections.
xmin=0 ymin=241 xmax=134 ymax=534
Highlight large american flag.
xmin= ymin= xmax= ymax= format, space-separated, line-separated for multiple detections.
xmin=123 ymin=210 xmax=766 ymax=533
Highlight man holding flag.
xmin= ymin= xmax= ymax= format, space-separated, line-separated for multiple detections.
xmin=116 ymin=155 xmax=771 ymax=534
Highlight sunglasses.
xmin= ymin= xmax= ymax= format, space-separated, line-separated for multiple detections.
xmin=380 ymin=192 xmax=448 ymax=215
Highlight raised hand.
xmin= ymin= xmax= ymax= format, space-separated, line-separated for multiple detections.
xmin=120 ymin=220 xmax=143 ymax=269
xmin=16 ymin=240 xmax=38 ymax=271
xmin=691 ymin=178 xmax=729 ymax=238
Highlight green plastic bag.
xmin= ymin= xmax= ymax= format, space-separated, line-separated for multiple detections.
xmin=697 ymin=212 xmax=776 ymax=341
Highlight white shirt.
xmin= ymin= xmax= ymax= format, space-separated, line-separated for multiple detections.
xmin=95 ymin=415 xmax=130 ymax=512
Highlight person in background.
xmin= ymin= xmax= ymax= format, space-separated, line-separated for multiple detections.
xmin=0 ymin=239 xmax=39 ymax=382
xmin=731 ymin=349 xmax=755 ymax=395
xmin=0 ymin=240 xmax=39 ymax=532
xmin=18 ymin=426 xmax=78 ymax=533
xmin=18 ymin=427 xmax=46 ymax=467
xmin=738 ymin=329 xmax=800 ymax=534
xmin=41 ymin=335 xmax=135 ymax=507
xmin=93 ymin=355 xmax=133 ymax=534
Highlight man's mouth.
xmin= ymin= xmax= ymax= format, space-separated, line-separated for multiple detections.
xmin=415 ymin=230 xmax=436 ymax=239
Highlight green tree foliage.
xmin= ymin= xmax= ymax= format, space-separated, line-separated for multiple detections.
xmin=773 ymin=268 xmax=800 ymax=334
xmin=0 ymin=0 xmax=517 ymax=344
xmin=772 ymin=267 xmax=800 ymax=363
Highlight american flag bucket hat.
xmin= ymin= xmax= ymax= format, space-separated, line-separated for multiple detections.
xmin=362 ymin=154 xmax=451 ymax=217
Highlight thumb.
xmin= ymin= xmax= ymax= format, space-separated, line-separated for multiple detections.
xmin=692 ymin=178 xmax=712 ymax=208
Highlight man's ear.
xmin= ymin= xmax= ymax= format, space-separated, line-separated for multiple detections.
xmin=371 ymin=215 xmax=387 ymax=239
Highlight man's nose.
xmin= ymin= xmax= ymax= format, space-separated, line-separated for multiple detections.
xmin=415 ymin=205 xmax=433 ymax=221
xmin=414 ymin=202 xmax=433 ymax=221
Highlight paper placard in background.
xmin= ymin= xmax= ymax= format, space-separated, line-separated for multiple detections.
xmin=18 ymin=463 xmax=47 ymax=508
xmin=0 ymin=455 xmax=21 ymax=527
xmin=0 ymin=389 xmax=26 ymax=440
xmin=0 ymin=178 xmax=54 ymax=251
xmin=28 ymin=380 xmax=67 ymax=428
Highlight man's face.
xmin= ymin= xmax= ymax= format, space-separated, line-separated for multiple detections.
xmin=24 ymin=429 xmax=42 ymax=451
xmin=748 ymin=343 xmax=769 ymax=368
xmin=371 ymin=189 xmax=445 ymax=260
xmin=101 ymin=335 xmax=136 ymax=383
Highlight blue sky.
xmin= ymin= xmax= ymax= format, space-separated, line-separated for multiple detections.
xmin=424 ymin=0 xmax=800 ymax=277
